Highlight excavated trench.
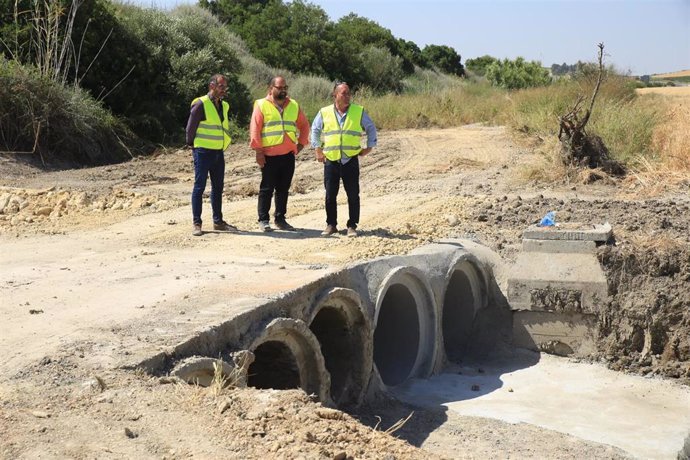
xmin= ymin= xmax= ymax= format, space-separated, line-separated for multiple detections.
xmin=157 ymin=239 xmax=689 ymax=458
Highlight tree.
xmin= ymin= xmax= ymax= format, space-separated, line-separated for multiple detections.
xmin=421 ymin=44 xmax=464 ymax=76
xmin=198 ymin=0 xmax=270 ymax=30
xmin=357 ymin=46 xmax=404 ymax=93
xmin=465 ymin=55 xmax=498 ymax=76
xmin=332 ymin=13 xmax=416 ymax=75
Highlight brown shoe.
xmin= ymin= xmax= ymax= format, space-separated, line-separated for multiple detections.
xmin=321 ymin=225 xmax=337 ymax=236
xmin=347 ymin=227 xmax=358 ymax=237
xmin=213 ymin=221 xmax=238 ymax=232
xmin=192 ymin=224 xmax=202 ymax=236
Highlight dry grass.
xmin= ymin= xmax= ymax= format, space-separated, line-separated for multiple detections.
xmin=619 ymin=94 xmax=690 ymax=195
xmin=615 ymin=229 xmax=687 ymax=253
xmin=636 ymin=86 xmax=690 ymax=96
xmin=518 ymin=137 xmax=569 ymax=183
xmin=650 ymin=99 xmax=690 ymax=170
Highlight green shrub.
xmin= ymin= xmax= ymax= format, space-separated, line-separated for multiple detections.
xmin=465 ymin=55 xmax=499 ymax=77
xmin=104 ymin=5 xmax=251 ymax=143
xmin=0 ymin=59 xmax=137 ymax=165
xmin=486 ymin=57 xmax=551 ymax=89
xmin=358 ymin=46 xmax=404 ymax=94
xmin=289 ymin=75 xmax=333 ymax=119
xmin=402 ymin=67 xmax=464 ymax=94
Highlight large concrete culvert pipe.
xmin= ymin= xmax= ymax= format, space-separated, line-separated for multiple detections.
xmin=247 ymin=318 xmax=331 ymax=404
xmin=442 ymin=257 xmax=487 ymax=363
xmin=373 ymin=267 xmax=437 ymax=387
xmin=308 ymin=288 xmax=372 ymax=407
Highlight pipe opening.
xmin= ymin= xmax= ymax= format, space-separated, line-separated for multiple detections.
xmin=310 ymin=307 xmax=354 ymax=404
xmin=443 ymin=269 xmax=478 ymax=363
xmin=374 ymin=283 xmax=420 ymax=386
xmin=247 ymin=340 xmax=300 ymax=390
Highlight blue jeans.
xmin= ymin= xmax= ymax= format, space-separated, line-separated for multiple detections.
xmin=191 ymin=147 xmax=225 ymax=225
xmin=324 ymin=156 xmax=359 ymax=229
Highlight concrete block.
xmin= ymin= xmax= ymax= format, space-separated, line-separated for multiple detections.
xmin=523 ymin=222 xmax=612 ymax=242
xmin=522 ymin=239 xmax=596 ymax=254
xmin=512 ymin=310 xmax=597 ymax=356
xmin=507 ymin=251 xmax=608 ymax=313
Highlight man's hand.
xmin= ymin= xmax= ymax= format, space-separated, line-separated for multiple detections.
xmin=360 ymin=147 xmax=372 ymax=157
xmin=296 ymin=143 xmax=304 ymax=154
xmin=255 ymin=151 xmax=266 ymax=168
xmin=315 ymin=148 xmax=325 ymax=163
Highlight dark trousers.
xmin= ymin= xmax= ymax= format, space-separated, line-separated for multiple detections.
xmin=191 ymin=147 xmax=224 ymax=225
xmin=258 ymin=153 xmax=295 ymax=223
xmin=324 ymin=156 xmax=360 ymax=229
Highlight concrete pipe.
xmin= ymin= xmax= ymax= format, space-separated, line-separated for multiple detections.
xmin=442 ymin=256 xmax=487 ymax=363
xmin=247 ymin=318 xmax=331 ymax=405
xmin=307 ymin=287 xmax=372 ymax=407
xmin=373 ymin=267 xmax=437 ymax=387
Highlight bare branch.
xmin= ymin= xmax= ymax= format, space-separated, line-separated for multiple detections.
xmin=98 ymin=65 xmax=136 ymax=102
xmin=78 ymin=27 xmax=113 ymax=86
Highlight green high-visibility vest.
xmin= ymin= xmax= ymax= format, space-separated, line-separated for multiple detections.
xmin=320 ymin=104 xmax=363 ymax=161
xmin=256 ymin=98 xmax=299 ymax=146
xmin=191 ymin=95 xmax=231 ymax=150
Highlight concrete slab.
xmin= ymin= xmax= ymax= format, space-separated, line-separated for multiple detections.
xmin=506 ymin=251 xmax=608 ymax=313
xmin=523 ymin=222 xmax=612 ymax=242
xmin=392 ymin=350 xmax=690 ymax=460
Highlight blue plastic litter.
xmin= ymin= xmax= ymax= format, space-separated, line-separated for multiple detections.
xmin=538 ymin=211 xmax=556 ymax=227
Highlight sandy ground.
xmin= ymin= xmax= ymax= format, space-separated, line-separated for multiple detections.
xmin=1 ymin=124 xmax=690 ymax=459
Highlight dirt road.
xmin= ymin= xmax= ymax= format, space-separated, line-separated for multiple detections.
xmin=1 ymin=125 xmax=689 ymax=458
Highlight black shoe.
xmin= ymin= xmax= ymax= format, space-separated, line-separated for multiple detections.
xmin=274 ymin=221 xmax=296 ymax=231
xmin=213 ymin=221 xmax=238 ymax=232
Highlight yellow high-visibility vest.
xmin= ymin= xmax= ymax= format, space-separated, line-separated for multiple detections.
xmin=191 ymin=95 xmax=231 ymax=150
xmin=256 ymin=98 xmax=299 ymax=146
xmin=320 ymin=103 xmax=363 ymax=161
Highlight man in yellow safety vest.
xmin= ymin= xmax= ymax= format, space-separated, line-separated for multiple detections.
xmin=311 ymin=81 xmax=377 ymax=237
xmin=186 ymin=74 xmax=237 ymax=236
xmin=250 ymin=76 xmax=310 ymax=232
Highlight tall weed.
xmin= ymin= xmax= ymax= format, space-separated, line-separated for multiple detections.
xmin=0 ymin=59 xmax=137 ymax=165
xmin=358 ymin=82 xmax=508 ymax=130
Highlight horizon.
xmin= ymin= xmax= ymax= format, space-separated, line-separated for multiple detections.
xmin=127 ymin=0 xmax=690 ymax=76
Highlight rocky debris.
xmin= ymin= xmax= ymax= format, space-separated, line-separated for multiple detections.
xmin=0 ymin=186 xmax=182 ymax=231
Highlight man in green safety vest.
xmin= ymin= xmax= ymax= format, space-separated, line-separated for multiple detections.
xmin=250 ymin=76 xmax=310 ymax=232
xmin=186 ymin=74 xmax=237 ymax=236
xmin=311 ymin=81 xmax=377 ymax=237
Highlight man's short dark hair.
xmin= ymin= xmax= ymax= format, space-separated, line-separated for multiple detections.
xmin=209 ymin=74 xmax=226 ymax=86
xmin=269 ymin=75 xmax=285 ymax=88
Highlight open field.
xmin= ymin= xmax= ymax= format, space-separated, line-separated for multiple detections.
xmin=652 ymin=69 xmax=690 ymax=79
xmin=637 ymin=86 xmax=690 ymax=96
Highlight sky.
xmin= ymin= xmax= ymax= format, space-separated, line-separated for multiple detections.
xmin=131 ymin=0 xmax=690 ymax=76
